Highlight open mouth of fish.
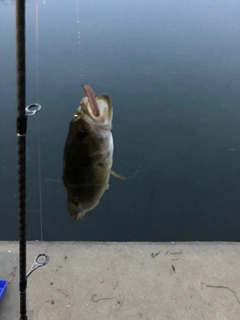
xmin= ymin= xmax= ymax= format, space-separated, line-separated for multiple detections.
xmin=79 ymin=84 xmax=113 ymax=126
xmin=82 ymin=84 xmax=101 ymax=117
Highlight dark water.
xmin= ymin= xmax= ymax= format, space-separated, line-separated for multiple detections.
xmin=1 ymin=0 xmax=240 ymax=241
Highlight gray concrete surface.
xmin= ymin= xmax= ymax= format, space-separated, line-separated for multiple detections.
xmin=0 ymin=242 xmax=240 ymax=320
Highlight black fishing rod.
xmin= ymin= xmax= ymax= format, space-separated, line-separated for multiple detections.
xmin=15 ymin=1 xmax=49 ymax=319
xmin=16 ymin=1 xmax=28 ymax=318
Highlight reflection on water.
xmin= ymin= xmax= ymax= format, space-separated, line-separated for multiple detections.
xmin=1 ymin=0 xmax=240 ymax=241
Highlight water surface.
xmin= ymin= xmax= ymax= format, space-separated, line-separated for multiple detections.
xmin=1 ymin=0 xmax=240 ymax=241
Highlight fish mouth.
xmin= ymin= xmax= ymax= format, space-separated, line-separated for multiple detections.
xmin=82 ymin=84 xmax=100 ymax=117
xmin=80 ymin=84 xmax=113 ymax=125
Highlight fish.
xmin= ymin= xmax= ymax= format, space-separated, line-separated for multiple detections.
xmin=62 ymin=84 xmax=114 ymax=221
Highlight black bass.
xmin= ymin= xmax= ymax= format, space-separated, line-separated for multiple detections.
xmin=63 ymin=84 xmax=113 ymax=221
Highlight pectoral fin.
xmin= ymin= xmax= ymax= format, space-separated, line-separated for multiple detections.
xmin=110 ymin=166 xmax=141 ymax=181
xmin=110 ymin=170 xmax=127 ymax=180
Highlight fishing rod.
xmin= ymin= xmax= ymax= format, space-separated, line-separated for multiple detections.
xmin=15 ymin=1 xmax=49 ymax=319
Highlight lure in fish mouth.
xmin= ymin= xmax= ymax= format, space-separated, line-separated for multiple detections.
xmin=82 ymin=84 xmax=100 ymax=117
xmin=62 ymin=84 xmax=114 ymax=221
xmin=78 ymin=84 xmax=113 ymax=127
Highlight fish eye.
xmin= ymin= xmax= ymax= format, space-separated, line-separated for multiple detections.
xmin=77 ymin=129 xmax=89 ymax=139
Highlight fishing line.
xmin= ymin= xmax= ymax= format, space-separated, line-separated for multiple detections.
xmin=75 ymin=0 xmax=84 ymax=80
xmin=35 ymin=0 xmax=43 ymax=241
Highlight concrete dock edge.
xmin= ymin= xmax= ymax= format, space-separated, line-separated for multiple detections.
xmin=0 ymin=241 xmax=239 ymax=319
